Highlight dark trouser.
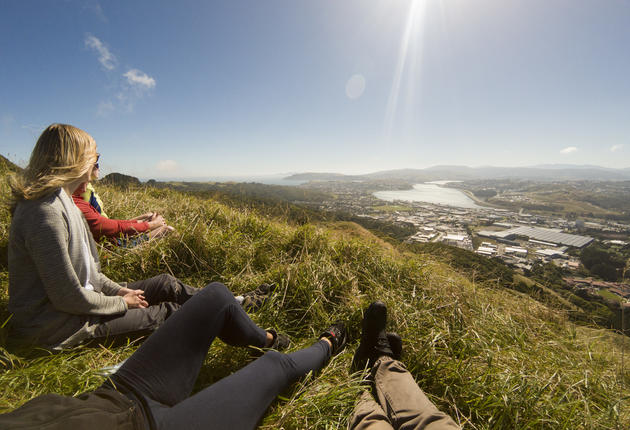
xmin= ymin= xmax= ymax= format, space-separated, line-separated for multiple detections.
xmin=107 ymin=282 xmax=331 ymax=430
xmin=91 ymin=274 xmax=197 ymax=341
xmin=349 ymin=357 xmax=460 ymax=430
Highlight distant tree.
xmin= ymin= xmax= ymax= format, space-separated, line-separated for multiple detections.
xmin=590 ymin=263 xmax=618 ymax=281
xmin=580 ymin=246 xmax=611 ymax=270
xmin=473 ymin=189 xmax=497 ymax=198
xmin=528 ymin=261 xmax=564 ymax=287
xmin=580 ymin=243 xmax=625 ymax=281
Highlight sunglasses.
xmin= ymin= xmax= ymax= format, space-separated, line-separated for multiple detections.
xmin=95 ymin=153 xmax=100 ymax=169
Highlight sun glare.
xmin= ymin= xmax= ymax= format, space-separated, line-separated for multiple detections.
xmin=384 ymin=0 xmax=430 ymax=140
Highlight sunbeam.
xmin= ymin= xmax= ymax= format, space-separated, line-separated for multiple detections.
xmin=384 ymin=0 xmax=430 ymax=141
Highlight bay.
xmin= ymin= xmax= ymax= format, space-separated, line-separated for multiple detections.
xmin=373 ymin=182 xmax=482 ymax=209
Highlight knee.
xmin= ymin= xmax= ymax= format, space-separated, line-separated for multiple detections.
xmin=198 ymin=282 xmax=234 ymax=303
xmin=371 ymin=357 xmax=407 ymax=382
xmin=158 ymin=273 xmax=177 ymax=283
xmin=154 ymin=273 xmax=179 ymax=291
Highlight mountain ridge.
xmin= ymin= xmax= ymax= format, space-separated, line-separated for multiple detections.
xmin=286 ymin=164 xmax=630 ymax=182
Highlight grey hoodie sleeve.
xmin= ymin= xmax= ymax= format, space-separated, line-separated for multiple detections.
xmin=95 ymin=271 xmax=124 ymax=296
xmin=24 ymin=204 xmax=127 ymax=316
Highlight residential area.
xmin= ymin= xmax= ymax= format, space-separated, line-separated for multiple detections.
xmin=300 ymin=179 xmax=630 ymax=302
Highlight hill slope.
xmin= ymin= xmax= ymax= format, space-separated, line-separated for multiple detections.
xmin=0 ymin=155 xmax=20 ymax=175
xmin=0 ymin=183 xmax=628 ymax=428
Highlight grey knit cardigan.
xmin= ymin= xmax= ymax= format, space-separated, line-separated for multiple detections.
xmin=8 ymin=188 xmax=127 ymax=348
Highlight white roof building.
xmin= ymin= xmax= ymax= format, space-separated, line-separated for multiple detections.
xmin=478 ymin=226 xmax=593 ymax=248
xmin=505 ymin=246 xmax=528 ymax=255
xmin=476 ymin=246 xmax=497 ymax=255
xmin=444 ymin=234 xmax=467 ymax=242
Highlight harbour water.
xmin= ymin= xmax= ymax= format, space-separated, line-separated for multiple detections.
xmin=373 ymin=182 xmax=482 ymax=209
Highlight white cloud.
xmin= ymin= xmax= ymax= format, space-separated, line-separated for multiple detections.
xmin=84 ymin=34 xmax=117 ymax=70
xmin=156 ymin=160 xmax=179 ymax=173
xmin=610 ymin=144 xmax=624 ymax=152
xmin=124 ymin=69 xmax=156 ymax=89
xmin=560 ymin=146 xmax=578 ymax=154
xmin=84 ymin=36 xmax=155 ymax=115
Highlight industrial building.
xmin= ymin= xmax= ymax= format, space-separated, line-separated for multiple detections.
xmin=477 ymin=226 xmax=593 ymax=248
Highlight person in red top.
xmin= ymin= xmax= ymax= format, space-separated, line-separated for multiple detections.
xmin=72 ymin=180 xmax=173 ymax=242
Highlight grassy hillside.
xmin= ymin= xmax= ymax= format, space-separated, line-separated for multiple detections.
xmin=0 ymin=155 xmax=21 ymax=176
xmin=1 ymin=180 xmax=629 ymax=428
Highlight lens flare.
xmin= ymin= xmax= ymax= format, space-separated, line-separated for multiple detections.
xmin=346 ymin=74 xmax=366 ymax=100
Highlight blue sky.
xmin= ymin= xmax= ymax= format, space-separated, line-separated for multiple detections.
xmin=1 ymin=0 xmax=629 ymax=179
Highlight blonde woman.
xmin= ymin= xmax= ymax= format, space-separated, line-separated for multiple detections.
xmin=7 ymin=124 xmax=267 ymax=349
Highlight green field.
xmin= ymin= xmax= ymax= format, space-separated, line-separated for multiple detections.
xmin=598 ymin=288 xmax=625 ymax=303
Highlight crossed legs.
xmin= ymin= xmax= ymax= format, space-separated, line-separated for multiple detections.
xmin=349 ymin=302 xmax=460 ymax=430
xmin=107 ymin=281 xmax=332 ymax=429
xmin=350 ymin=357 xmax=460 ymax=430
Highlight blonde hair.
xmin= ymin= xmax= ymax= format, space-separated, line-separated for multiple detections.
xmin=10 ymin=124 xmax=97 ymax=205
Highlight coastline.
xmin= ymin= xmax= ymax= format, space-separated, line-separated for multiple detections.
xmin=455 ymin=187 xmax=497 ymax=209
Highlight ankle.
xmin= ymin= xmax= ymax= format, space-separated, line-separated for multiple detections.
xmin=265 ymin=331 xmax=274 ymax=347
xmin=321 ymin=337 xmax=333 ymax=350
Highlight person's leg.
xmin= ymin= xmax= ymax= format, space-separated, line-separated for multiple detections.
xmin=127 ymin=273 xmax=197 ymax=306
xmin=91 ymin=302 xmax=180 ymax=339
xmin=89 ymin=274 xmax=196 ymax=342
xmin=108 ymin=282 xmax=269 ymax=407
xmin=349 ymin=391 xmax=395 ymax=430
xmin=352 ymin=302 xmax=459 ymax=430
xmin=371 ymin=357 xmax=460 ymax=430
xmin=153 ymin=340 xmax=332 ymax=430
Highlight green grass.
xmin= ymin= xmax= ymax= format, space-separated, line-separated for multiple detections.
xmin=598 ymin=289 xmax=624 ymax=303
xmin=1 ymin=182 xmax=629 ymax=428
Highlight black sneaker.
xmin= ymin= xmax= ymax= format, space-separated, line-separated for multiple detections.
xmin=267 ymin=329 xmax=290 ymax=351
xmin=241 ymin=283 xmax=276 ymax=311
xmin=319 ymin=321 xmax=348 ymax=355
xmin=387 ymin=332 xmax=403 ymax=361
xmin=361 ymin=301 xmax=388 ymax=345
xmin=351 ymin=301 xmax=395 ymax=372
xmin=250 ymin=329 xmax=290 ymax=357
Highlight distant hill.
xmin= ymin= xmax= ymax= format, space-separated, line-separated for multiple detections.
xmin=286 ymin=165 xmax=630 ymax=182
xmin=99 ymin=172 xmax=141 ymax=187
xmin=284 ymin=172 xmax=361 ymax=181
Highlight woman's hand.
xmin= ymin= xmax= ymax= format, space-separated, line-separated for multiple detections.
xmin=118 ymin=288 xmax=149 ymax=309
xmin=147 ymin=224 xmax=175 ymax=239
xmin=147 ymin=215 xmax=167 ymax=231
xmin=132 ymin=212 xmax=156 ymax=222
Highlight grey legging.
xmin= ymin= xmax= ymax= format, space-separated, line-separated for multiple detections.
xmin=107 ymin=281 xmax=331 ymax=429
